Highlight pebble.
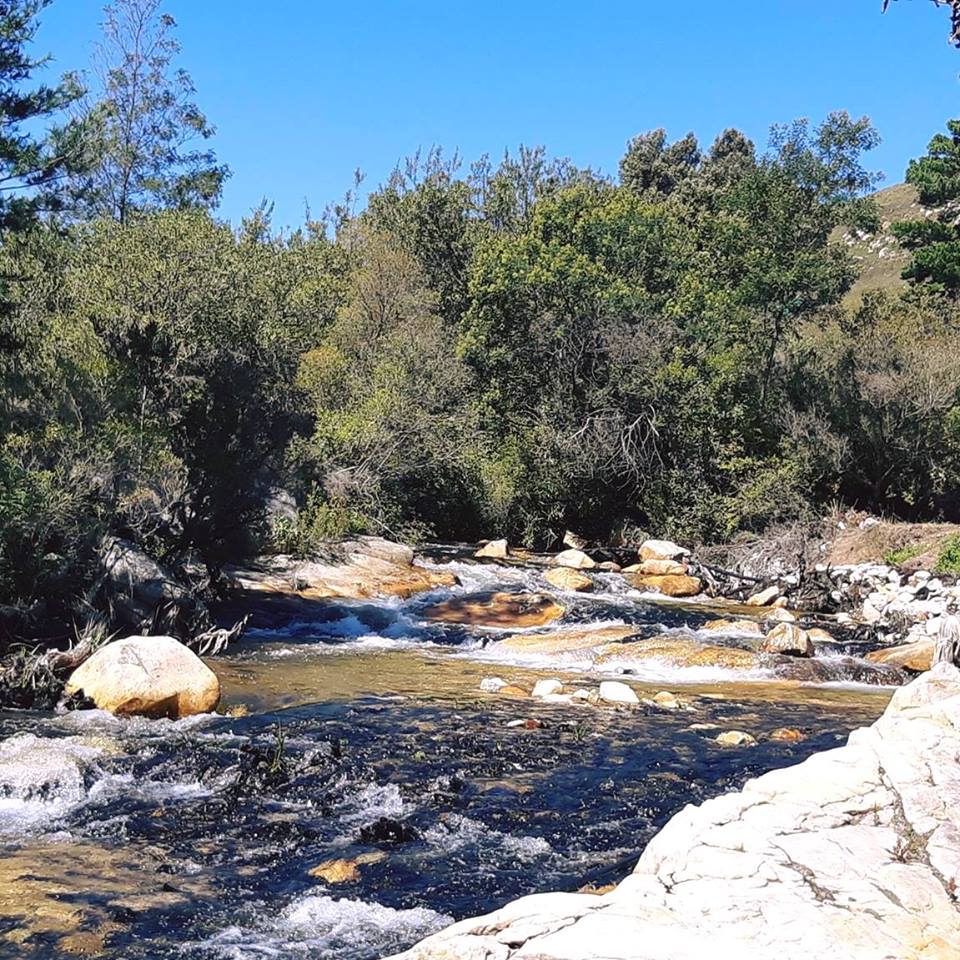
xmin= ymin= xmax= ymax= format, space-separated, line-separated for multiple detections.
xmin=480 ymin=677 xmax=508 ymax=693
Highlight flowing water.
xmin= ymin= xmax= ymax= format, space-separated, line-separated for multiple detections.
xmin=0 ymin=552 xmax=897 ymax=959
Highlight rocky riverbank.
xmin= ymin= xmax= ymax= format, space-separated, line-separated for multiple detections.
xmin=390 ymin=664 xmax=960 ymax=960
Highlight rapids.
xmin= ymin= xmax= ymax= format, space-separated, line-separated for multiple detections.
xmin=0 ymin=550 xmax=898 ymax=959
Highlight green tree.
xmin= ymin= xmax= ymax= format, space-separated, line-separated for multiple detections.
xmin=0 ymin=0 xmax=87 ymax=235
xmin=74 ymin=0 xmax=228 ymax=223
xmin=892 ymin=120 xmax=960 ymax=294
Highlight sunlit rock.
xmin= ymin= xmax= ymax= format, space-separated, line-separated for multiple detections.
xmin=475 ymin=539 xmax=509 ymax=559
xmin=761 ymin=623 xmax=814 ymax=658
xmin=65 ymin=635 xmax=220 ymax=719
xmin=715 ymin=729 xmax=756 ymax=746
xmin=865 ymin=639 xmax=933 ymax=673
xmin=552 ymin=549 xmax=596 ymax=570
xmin=638 ymin=539 xmax=689 ymax=562
xmin=598 ymin=681 xmax=640 ymax=705
xmin=628 ymin=573 xmax=702 ymax=597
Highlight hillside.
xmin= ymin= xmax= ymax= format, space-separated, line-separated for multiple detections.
xmin=834 ymin=182 xmax=930 ymax=306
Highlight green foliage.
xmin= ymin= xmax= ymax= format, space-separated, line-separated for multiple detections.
xmin=0 ymin=0 xmax=89 ymax=231
xmin=892 ymin=120 xmax=960 ymax=294
xmin=885 ymin=544 xmax=924 ymax=566
xmin=935 ymin=535 xmax=960 ymax=575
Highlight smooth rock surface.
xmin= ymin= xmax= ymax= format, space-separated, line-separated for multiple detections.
xmin=628 ymin=573 xmax=702 ymax=598
xmin=761 ymin=623 xmax=814 ymax=658
xmin=866 ymin=639 xmax=934 ymax=673
xmin=65 ymin=636 xmax=221 ymax=718
xmin=598 ymin=681 xmax=640 ymax=705
xmin=424 ymin=593 xmax=565 ymax=629
xmin=638 ymin=539 xmax=688 ymax=562
xmin=390 ymin=666 xmax=960 ymax=960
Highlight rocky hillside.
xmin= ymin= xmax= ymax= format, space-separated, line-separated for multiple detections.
xmin=835 ymin=182 xmax=929 ymax=306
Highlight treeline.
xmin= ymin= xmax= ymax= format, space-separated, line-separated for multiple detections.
xmin=4 ymin=0 xmax=960 ymax=642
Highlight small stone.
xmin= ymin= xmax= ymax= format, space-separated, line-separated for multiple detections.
xmin=475 ymin=539 xmax=509 ymax=559
xmin=597 ymin=561 xmax=622 ymax=572
xmin=599 ymin=681 xmax=640 ymax=705
xmin=309 ymin=859 xmax=361 ymax=884
xmin=715 ymin=730 xmax=756 ymax=747
xmin=806 ymin=628 xmax=835 ymax=644
xmin=479 ymin=677 xmax=508 ymax=693
xmin=651 ymin=691 xmax=680 ymax=710
xmin=532 ymin=679 xmax=564 ymax=698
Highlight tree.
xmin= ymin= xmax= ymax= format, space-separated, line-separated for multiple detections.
xmin=892 ymin=120 xmax=960 ymax=294
xmin=0 ymin=1 xmax=87 ymax=234
xmin=75 ymin=0 xmax=228 ymax=223
xmin=619 ymin=129 xmax=701 ymax=197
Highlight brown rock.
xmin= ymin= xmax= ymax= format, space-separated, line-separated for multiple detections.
xmin=629 ymin=574 xmax=702 ymax=597
xmin=702 ymin=619 xmax=763 ymax=635
xmin=638 ymin=559 xmax=688 ymax=576
xmin=543 ymin=568 xmax=593 ymax=592
xmin=423 ymin=592 xmax=565 ymax=628
xmin=806 ymin=628 xmax=836 ymax=644
xmin=498 ymin=684 xmax=531 ymax=698
xmin=746 ymin=586 xmax=781 ymax=606
xmin=770 ymin=727 xmax=805 ymax=742
xmin=65 ymin=636 xmax=220 ymax=719
xmin=865 ymin=640 xmax=933 ymax=673
xmin=761 ymin=623 xmax=814 ymax=658
xmin=309 ymin=859 xmax=361 ymax=884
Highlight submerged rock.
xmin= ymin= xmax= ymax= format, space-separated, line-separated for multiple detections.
xmin=390 ymin=665 xmax=960 ymax=960
xmin=596 ymin=637 xmax=759 ymax=671
xmin=65 ymin=635 xmax=220 ymax=719
xmin=423 ymin=592 xmax=565 ymax=628
xmin=0 ymin=734 xmax=99 ymax=805
xmin=543 ymin=567 xmax=593 ymax=592
xmin=497 ymin=625 xmax=639 ymax=655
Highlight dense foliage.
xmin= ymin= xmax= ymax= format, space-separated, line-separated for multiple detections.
xmin=4 ymin=0 xmax=960 ymax=644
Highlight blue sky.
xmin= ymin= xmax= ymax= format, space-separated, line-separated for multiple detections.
xmin=34 ymin=1 xmax=960 ymax=229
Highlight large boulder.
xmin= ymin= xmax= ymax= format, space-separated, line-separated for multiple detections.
xmin=389 ymin=665 xmax=960 ymax=960
xmin=65 ymin=636 xmax=220 ymax=719
xmin=423 ymin=593 xmax=565 ymax=629
xmin=628 ymin=573 xmax=702 ymax=598
xmin=637 ymin=558 xmax=688 ymax=576
xmin=761 ymin=623 xmax=814 ymax=658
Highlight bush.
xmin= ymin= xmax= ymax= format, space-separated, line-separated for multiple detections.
xmin=935 ymin=536 xmax=960 ymax=575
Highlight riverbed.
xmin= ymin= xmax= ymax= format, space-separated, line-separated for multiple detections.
xmin=0 ymin=552 xmax=896 ymax=959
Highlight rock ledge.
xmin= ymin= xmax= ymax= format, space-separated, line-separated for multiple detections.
xmin=390 ymin=665 xmax=960 ymax=960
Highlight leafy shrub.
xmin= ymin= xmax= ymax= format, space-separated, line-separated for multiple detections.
xmin=935 ymin=536 xmax=960 ymax=575
xmin=884 ymin=544 xmax=924 ymax=566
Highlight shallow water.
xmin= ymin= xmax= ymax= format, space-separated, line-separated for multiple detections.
xmin=0 ymin=554 xmax=896 ymax=959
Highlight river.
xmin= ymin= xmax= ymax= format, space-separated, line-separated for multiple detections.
xmin=0 ymin=551 xmax=896 ymax=959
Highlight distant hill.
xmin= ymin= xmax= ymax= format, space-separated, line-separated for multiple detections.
xmin=833 ymin=182 xmax=930 ymax=306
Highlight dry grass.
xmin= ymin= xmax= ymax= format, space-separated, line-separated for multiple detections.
xmin=826 ymin=521 xmax=960 ymax=567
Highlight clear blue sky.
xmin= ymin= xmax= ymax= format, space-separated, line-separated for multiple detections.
xmin=34 ymin=0 xmax=960 ymax=230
